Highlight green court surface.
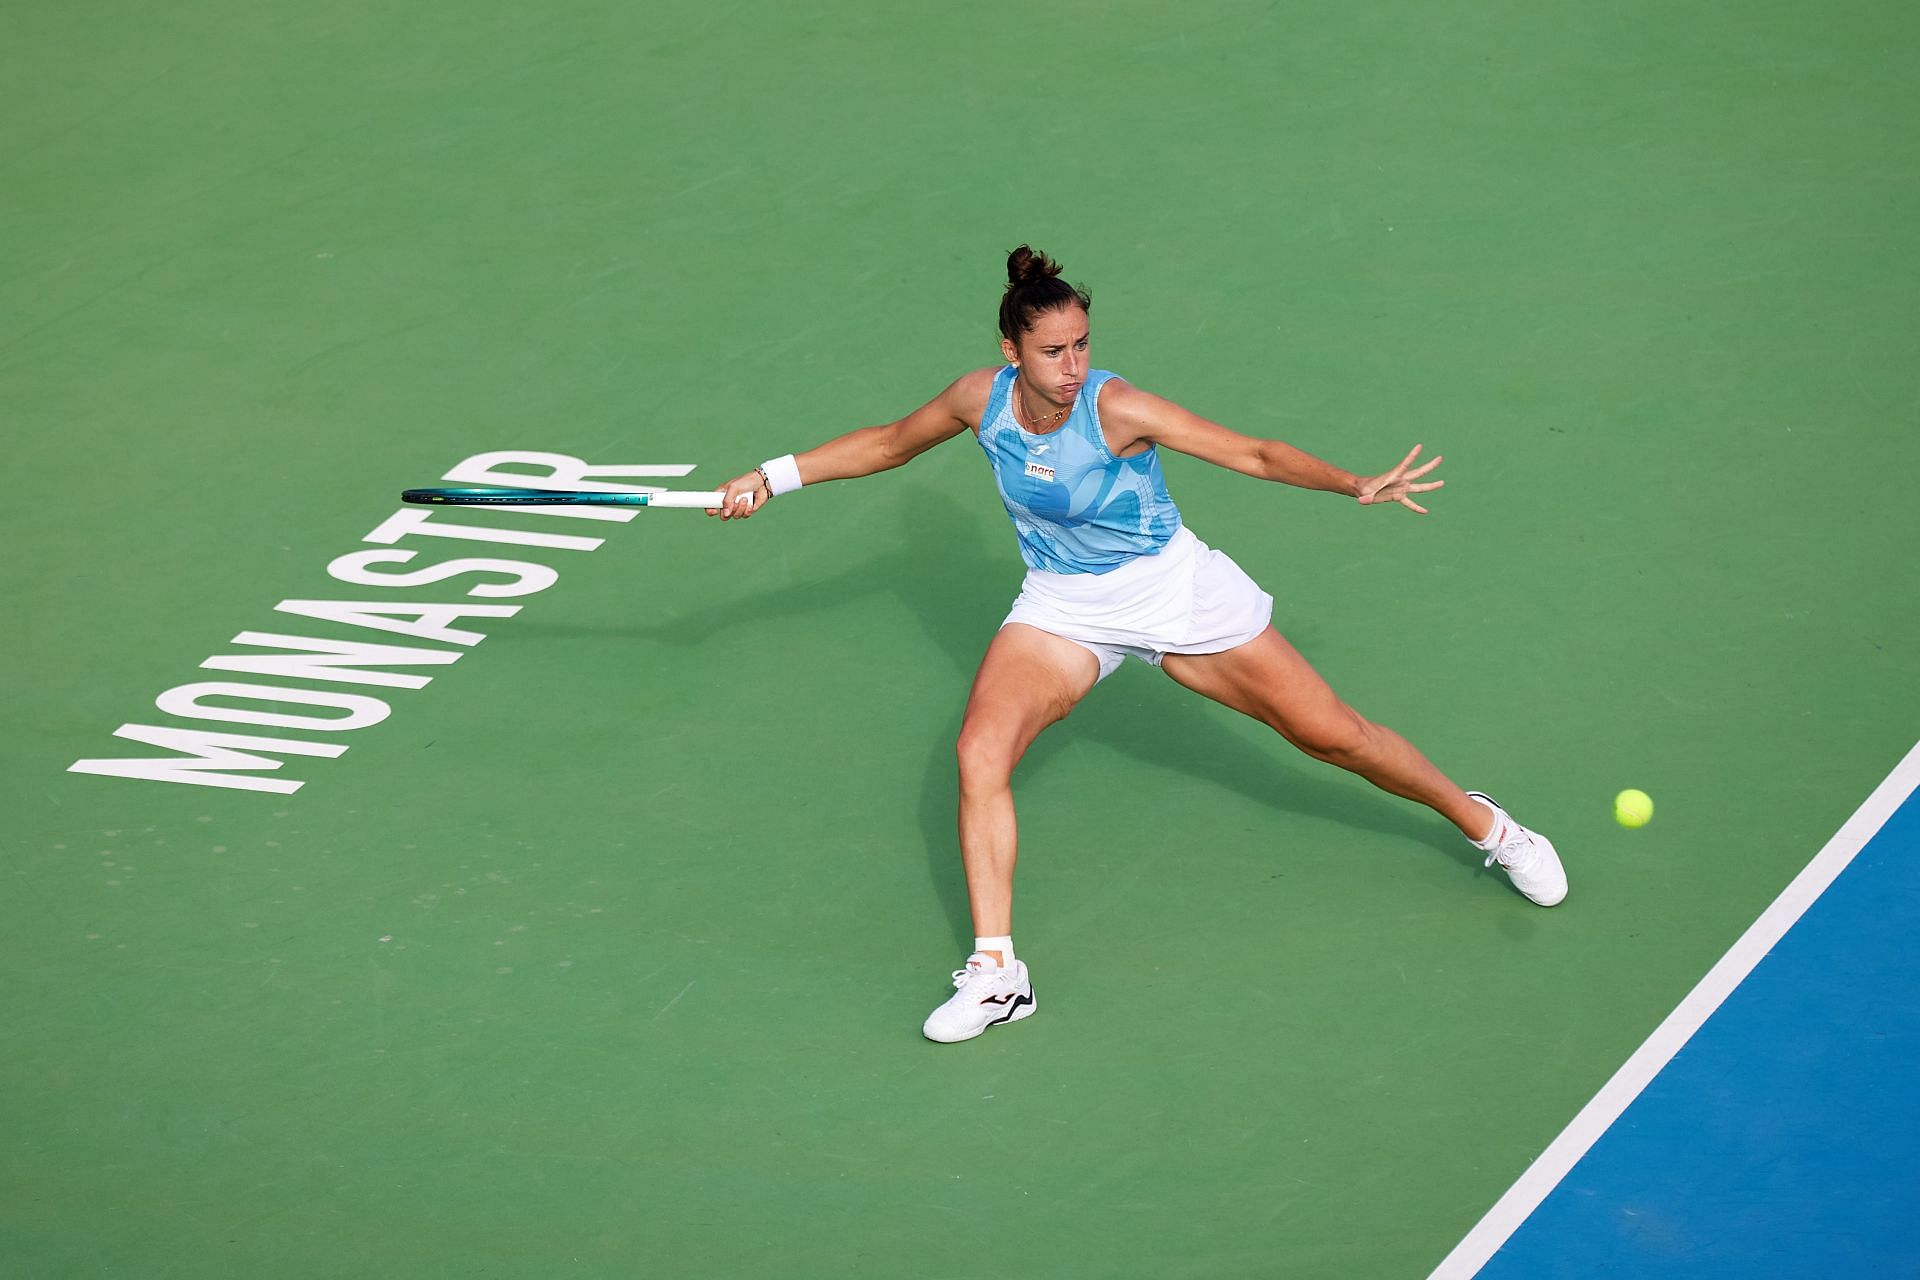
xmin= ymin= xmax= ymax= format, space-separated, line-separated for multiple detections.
xmin=6 ymin=3 xmax=1917 ymax=1276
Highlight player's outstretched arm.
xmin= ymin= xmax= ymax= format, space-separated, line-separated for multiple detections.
xmin=710 ymin=369 xmax=993 ymax=520
xmin=1099 ymin=381 xmax=1445 ymax=514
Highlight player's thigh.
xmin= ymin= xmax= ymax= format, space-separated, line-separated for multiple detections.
xmin=957 ymin=623 xmax=1101 ymax=772
xmin=1159 ymin=627 xmax=1366 ymax=751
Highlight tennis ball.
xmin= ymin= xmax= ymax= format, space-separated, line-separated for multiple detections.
xmin=1614 ymin=788 xmax=1654 ymax=828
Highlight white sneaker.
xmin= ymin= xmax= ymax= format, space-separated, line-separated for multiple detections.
xmin=1469 ymin=792 xmax=1567 ymax=907
xmin=922 ymin=953 xmax=1036 ymax=1043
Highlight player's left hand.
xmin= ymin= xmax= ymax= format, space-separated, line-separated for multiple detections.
xmin=1356 ymin=444 xmax=1444 ymax=514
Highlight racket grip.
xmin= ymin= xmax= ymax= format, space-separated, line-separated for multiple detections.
xmin=648 ymin=490 xmax=729 ymax=508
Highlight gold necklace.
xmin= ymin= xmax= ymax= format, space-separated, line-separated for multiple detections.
xmin=1017 ymin=383 xmax=1069 ymax=430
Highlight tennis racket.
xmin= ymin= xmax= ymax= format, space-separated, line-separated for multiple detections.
xmin=402 ymin=487 xmax=739 ymax=509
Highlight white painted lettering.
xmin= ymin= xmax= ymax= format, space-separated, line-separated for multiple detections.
xmin=273 ymin=599 xmax=518 ymax=646
xmin=68 ymin=724 xmax=348 ymax=794
xmin=156 ymin=682 xmax=392 ymax=731
xmin=201 ymin=631 xmax=462 ymax=689
xmin=72 ymin=452 xmax=695 ymax=793
xmin=326 ymin=549 xmax=559 ymax=598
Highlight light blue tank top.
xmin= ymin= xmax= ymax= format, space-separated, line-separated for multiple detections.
xmin=976 ymin=365 xmax=1183 ymax=575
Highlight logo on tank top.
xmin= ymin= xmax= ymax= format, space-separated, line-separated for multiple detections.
xmin=1023 ymin=460 xmax=1056 ymax=482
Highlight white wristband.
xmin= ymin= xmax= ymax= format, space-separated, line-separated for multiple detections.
xmin=758 ymin=454 xmax=803 ymax=496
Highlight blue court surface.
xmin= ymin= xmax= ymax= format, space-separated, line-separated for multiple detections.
xmin=1440 ymin=752 xmax=1920 ymax=1277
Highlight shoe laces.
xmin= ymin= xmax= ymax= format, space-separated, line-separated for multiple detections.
xmin=1483 ymin=820 xmax=1537 ymax=873
xmin=950 ymin=955 xmax=1001 ymax=994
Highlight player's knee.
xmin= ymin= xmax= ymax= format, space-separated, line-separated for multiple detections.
xmin=1287 ymin=712 xmax=1376 ymax=769
xmin=955 ymin=725 xmax=1018 ymax=791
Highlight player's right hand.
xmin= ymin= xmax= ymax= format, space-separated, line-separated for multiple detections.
xmin=710 ymin=470 xmax=771 ymax=521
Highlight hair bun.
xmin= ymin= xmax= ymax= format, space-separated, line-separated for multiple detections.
xmin=996 ymin=246 xmax=1091 ymax=342
xmin=1006 ymin=244 xmax=1064 ymax=287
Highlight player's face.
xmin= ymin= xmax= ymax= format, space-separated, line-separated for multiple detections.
xmin=1002 ymin=304 xmax=1090 ymax=409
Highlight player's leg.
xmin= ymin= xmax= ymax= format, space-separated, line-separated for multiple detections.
xmin=1160 ymin=628 xmax=1482 ymax=831
xmin=1159 ymin=628 xmax=1565 ymax=904
xmin=955 ymin=623 xmax=1101 ymax=940
xmin=925 ymin=623 xmax=1101 ymax=1043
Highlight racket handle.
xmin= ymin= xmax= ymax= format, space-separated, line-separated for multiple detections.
xmin=646 ymin=490 xmax=729 ymax=508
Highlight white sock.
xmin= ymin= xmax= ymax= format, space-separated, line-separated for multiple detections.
xmin=1470 ymin=799 xmax=1506 ymax=850
xmin=974 ymin=935 xmax=1014 ymax=968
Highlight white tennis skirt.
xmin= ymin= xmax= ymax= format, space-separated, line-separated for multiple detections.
xmin=1001 ymin=525 xmax=1274 ymax=681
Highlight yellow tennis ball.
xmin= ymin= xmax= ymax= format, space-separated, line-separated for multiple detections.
xmin=1614 ymin=788 xmax=1654 ymax=828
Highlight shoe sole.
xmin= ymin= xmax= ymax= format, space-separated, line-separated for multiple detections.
xmin=923 ymin=991 xmax=1036 ymax=1043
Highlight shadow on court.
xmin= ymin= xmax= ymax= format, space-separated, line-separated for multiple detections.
xmin=841 ymin=488 xmax=1478 ymax=950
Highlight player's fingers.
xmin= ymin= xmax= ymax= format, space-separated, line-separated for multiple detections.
xmin=1405 ymin=454 xmax=1443 ymax=480
xmin=711 ymin=473 xmax=764 ymax=519
xmin=1400 ymin=496 xmax=1430 ymax=514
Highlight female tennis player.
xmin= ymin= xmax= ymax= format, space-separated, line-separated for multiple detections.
xmin=713 ymin=246 xmax=1566 ymax=1044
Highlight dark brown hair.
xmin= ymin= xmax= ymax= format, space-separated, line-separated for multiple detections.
xmin=997 ymin=245 xmax=1092 ymax=342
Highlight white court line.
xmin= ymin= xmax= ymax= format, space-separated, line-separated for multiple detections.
xmin=1428 ymin=737 xmax=1920 ymax=1280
